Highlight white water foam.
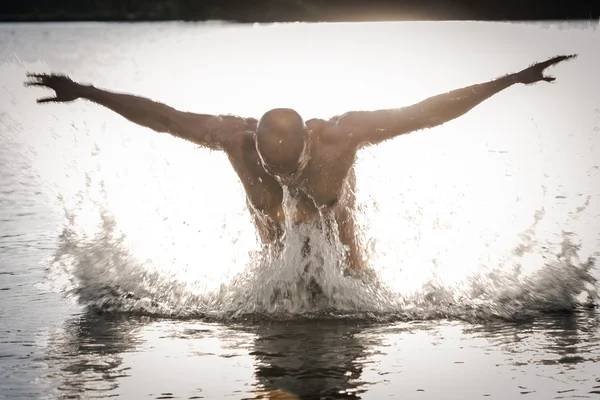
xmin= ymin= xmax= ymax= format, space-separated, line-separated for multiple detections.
xmin=42 ymin=171 xmax=597 ymax=322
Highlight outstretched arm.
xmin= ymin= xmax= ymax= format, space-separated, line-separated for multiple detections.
xmin=333 ymin=55 xmax=577 ymax=147
xmin=25 ymin=74 xmax=254 ymax=150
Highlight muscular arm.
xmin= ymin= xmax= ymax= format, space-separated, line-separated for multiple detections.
xmin=80 ymin=86 xmax=252 ymax=149
xmin=26 ymin=74 xmax=254 ymax=150
xmin=332 ymin=55 xmax=576 ymax=147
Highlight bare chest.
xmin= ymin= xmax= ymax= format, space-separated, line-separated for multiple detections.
xmin=245 ymin=169 xmax=354 ymax=226
xmin=225 ymin=131 xmax=357 ymax=225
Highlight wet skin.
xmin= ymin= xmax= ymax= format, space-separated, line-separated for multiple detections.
xmin=223 ymin=116 xmax=363 ymax=271
xmin=25 ymin=55 xmax=576 ymax=275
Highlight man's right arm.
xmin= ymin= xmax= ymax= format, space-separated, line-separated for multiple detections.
xmin=80 ymin=85 xmax=252 ymax=149
xmin=26 ymin=74 xmax=253 ymax=150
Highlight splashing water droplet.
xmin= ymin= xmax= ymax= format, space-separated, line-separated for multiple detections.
xmin=42 ymin=163 xmax=598 ymax=322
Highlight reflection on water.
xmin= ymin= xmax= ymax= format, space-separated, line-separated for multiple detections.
xmin=464 ymin=311 xmax=600 ymax=368
xmin=247 ymin=321 xmax=369 ymax=399
xmin=41 ymin=313 xmax=144 ymax=398
xmin=38 ymin=310 xmax=600 ymax=399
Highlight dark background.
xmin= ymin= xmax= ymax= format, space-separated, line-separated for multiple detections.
xmin=1 ymin=0 xmax=599 ymax=22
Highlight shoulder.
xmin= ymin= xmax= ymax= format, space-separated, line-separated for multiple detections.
xmin=307 ymin=116 xmax=356 ymax=147
xmin=220 ymin=120 xmax=257 ymax=153
xmin=208 ymin=114 xmax=257 ymax=133
xmin=306 ymin=118 xmax=326 ymax=133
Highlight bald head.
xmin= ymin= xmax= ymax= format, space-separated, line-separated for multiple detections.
xmin=256 ymin=108 xmax=308 ymax=176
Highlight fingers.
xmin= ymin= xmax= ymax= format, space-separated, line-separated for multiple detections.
xmin=25 ymin=73 xmax=52 ymax=84
xmin=24 ymin=72 xmax=70 ymax=86
xmin=539 ymin=54 xmax=578 ymax=69
xmin=561 ymin=54 xmax=578 ymax=61
xmin=26 ymin=72 xmax=69 ymax=79
xmin=536 ymin=54 xmax=577 ymax=82
xmin=24 ymin=81 xmax=47 ymax=87
xmin=26 ymin=72 xmax=49 ymax=78
xmin=37 ymin=97 xmax=59 ymax=103
xmin=24 ymin=74 xmax=50 ymax=87
xmin=25 ymin=73 xmax=68 ymax=103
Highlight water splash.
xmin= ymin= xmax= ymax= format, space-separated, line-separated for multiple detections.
xmin=217 ymin=187 xmax=398 ymax=318
xmin=45 ymin=179 xmax=399 ymax=320
xmin=44 ymin=172 xmax=597 ymax=323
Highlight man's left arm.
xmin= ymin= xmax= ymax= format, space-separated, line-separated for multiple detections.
xmin=334 ymin=55 xmax=576 ymax=147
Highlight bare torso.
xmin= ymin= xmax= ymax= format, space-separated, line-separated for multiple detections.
xmin=223 ymin=119 xmax=363 ymax=273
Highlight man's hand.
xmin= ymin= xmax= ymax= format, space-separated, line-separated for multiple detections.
xmin=516 ymin=54 xmax=577 ymax=85
xmin=24 ymin=73 xmax=83 ymax=103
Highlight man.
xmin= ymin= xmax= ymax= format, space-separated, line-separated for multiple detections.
xmin=26 ymin=55 xmax=575 ymax=276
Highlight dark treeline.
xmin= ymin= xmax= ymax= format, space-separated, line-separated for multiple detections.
xmin=2 ymin=0 xmax=599 ymax=22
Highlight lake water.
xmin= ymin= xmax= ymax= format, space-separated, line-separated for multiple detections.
xmin=1 ymin=20 xmax=599 ymax=399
